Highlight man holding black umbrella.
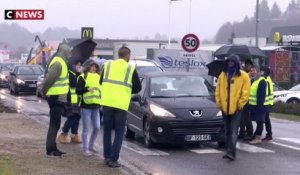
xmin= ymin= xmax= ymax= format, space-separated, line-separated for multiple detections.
xmin=215 ymin=54 xmax=250 ymax=161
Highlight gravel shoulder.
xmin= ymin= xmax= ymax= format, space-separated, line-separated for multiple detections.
xmin=0 ymin=112 xmax=124 ymax=175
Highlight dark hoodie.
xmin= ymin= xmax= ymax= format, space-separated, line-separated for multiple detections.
xmin=223 ymin=54 xmax=241 ymax=85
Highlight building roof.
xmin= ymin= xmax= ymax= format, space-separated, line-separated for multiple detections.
xmin=66 ymin=38 xmax=178 ymax=50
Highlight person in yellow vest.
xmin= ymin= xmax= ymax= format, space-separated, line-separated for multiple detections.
xmin=76 ymin=59 xmax=101 ymax=156
xmin=215 ymin=54 xmax=250 ymax=161
xmin=238 ymin=59 xmax=254 ymax=141
xmin=262 ymin=67 xmax=274 ymax=141
xmin=101 ymin=47 xmax=141 ymax=168
xmin=41 ymin=44 xmax=72 ymax=157
xmin=248 ymin=65 xmax=269 ymax=145
xmin=58 ymin=61 xmax=82 ymax=144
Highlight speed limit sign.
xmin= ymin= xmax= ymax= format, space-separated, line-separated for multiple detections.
xmin=181 ymin=34 xmax=200 ymax=52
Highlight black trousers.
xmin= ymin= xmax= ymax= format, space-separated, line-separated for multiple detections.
xmin=264 ymin=112 xmax=272 ymax=137
xmin=254 ymin=121 xmax=264 ymax=136
xmin=46 ymin=98 xmax=64 ymax=153
xmin=239 ymin=106 xmax=253 ymax=137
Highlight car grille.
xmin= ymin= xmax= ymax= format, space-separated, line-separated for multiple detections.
xmin=168 ymin=119 xmax=223 ymax=135
xmin=25 ymin=80 xmax=37 ymax=84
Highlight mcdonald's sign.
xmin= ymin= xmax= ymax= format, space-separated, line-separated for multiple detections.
xmin=274 ymin=32 xmax=281 ymax=43
xmin=81 ymin=27 xmax=93 ymax=39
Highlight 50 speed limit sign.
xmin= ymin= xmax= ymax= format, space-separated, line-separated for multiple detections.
xmin=181 ymin=34 xmax=200 ymax=52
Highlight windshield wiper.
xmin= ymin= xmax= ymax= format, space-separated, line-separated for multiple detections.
xmin=151 ymin=95 xmax=174 ymax=98
xmin=175 ymin=95 xmax=209 ymax=97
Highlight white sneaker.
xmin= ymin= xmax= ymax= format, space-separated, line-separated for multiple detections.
xmin=83 ymin=150 xmax=92 ymax=156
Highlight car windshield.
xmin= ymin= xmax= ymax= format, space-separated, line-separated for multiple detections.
xmin=289 ymin=84 xmax=300 ymax=91
xmin=136 ymin=66 xmax=162 ymax=77
xmin=17 ymin=66 xmax=43 ymax=75
xmin=150 ymin=75 xmax=213 ymax=98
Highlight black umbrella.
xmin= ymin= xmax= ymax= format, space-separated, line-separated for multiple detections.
xmin=68 ymin=39 xmax=97 ymax=64
xmin=206 ymin=60 xmax=226 ymax=78
xmin=214 ymin=44 xmax=266 ymax=60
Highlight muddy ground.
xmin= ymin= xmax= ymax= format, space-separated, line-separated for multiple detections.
xmin=0 ymin=103 xmax=124 ymax=175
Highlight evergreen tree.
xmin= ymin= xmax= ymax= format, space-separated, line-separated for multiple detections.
xmin=270 ymin=2 xmax=282 ymax=19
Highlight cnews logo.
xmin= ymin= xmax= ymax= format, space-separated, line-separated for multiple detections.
xmin=4 ymin=10 xmax=44 ymax=20
xmin=157 ymin=56 xmax=207 ymax=69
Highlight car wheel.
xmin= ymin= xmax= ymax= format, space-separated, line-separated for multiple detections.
xmin=287 ymin=98 xmax=300 ymax=104
xmin=125 ymin=124 xmax=135 ymax=139
xmin=217 ymin=141 xmax=225 ymax=148
xmin=143 ymin=119 xmax=155 ymax=148
xmin=36 ymin=89 xmax=41 ymax=97
xmin=14 ymin=86 xmax=19 ymax=95
xmin=9 ymin=86 xmax=13 ymax=94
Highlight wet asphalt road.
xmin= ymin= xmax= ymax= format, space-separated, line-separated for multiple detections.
xmin=1 ymin=89 xmax=300 ymax=175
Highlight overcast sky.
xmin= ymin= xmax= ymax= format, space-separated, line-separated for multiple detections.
xmin=1 ymin=0 xmax=290 ymax=40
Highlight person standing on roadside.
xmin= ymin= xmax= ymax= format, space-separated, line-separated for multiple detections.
xmin=215 ymin=54 xmax=250 ymax=161
xmin=101 ymin=47 xmax=141 ymax=168
xmin=42 ymin=44 xmax=72 ymax=157
xmin=238 ymin=59 xmax=254 ymax=141
xmin=76 ymin=59 xmax=101 ymax=156
xmin=58 ymin=61 xmax=82 ymax=144
xmin=248 ymin=65 xmax=269 ymax=145
xmin=262 ymin=67 xmax=274 ymax=141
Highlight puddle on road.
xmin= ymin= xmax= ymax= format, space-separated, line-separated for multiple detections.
xmin=0 ymin=102 xmax=17 ymax=113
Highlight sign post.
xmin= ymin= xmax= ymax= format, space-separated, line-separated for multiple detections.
xmin=181 ymin=33 xmax=200 ymax=52
xmin=81 ymin=27 xmax=94 ymax=39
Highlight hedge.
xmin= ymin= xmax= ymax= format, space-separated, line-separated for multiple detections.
xmin=271 ymin=102 xmax=300 ymax=116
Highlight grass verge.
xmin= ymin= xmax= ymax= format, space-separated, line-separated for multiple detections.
xmin=0 ymin=156 xmax=18 ymax=175
xmin=270 ymin=113 xmax=300 ymax=122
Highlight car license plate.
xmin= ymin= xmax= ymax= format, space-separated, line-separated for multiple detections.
xmin=185 ymin=134 xmax=211 ymax=141
xmin=29 ymin=84 xmax=36 ymax=87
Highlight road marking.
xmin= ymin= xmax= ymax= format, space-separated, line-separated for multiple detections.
xmin=237 ymin=142 xmax=274 ymax=153
xmin=122 ymin=141 xmax=169 ymax=156
xmin=272 ymin=142 xmax=300 ymax=151
xmin=189 ymin=148 xmax=223 ymax=154
xmin=277 ymin=138 xmax=300 ymax=145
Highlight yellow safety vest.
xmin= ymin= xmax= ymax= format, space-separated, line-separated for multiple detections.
xmin=101 ymin=59 xmax=135 ymax=111
xmin=80 ymin=72 xmax=101 ymax=105
xmin=46 ymin=56 xmax=69 ymax=95
xmin=249 ymin=76 xmax=269 ymax=106
xmin=69 ymin=71 xmax=78 ymax=104
xmin=265 ymin=76 xmax=274 ymax=106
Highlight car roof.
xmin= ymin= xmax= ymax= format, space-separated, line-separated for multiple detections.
xmin=129 ymin=59 xmax=160 ymax=67
xmin=145 ymin=71 xmax=202 ymax=77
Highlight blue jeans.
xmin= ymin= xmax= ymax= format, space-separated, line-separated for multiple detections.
xmin=102 ymin=106 xmax=127 ymax=162
xmin=223 ymin=111 xmax=241 ymax=156
xmin=62 ymin=113 xmax=81 ymax=134
xmin=81 ymin=108 xmax=100 ymax=151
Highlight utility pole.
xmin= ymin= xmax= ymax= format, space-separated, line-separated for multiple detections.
xmin=255 ymin=0 xmax=259 ymax=47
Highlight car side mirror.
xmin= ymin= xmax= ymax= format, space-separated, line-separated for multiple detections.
xmin=10 ymin=72 xmax=15 ymax=76
xmin=40 ymin=74 xmax=45 ymax=78
xmin=131 ymin=94 xmax=141 ymax=102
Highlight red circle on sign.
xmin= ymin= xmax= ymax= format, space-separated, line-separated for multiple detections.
xmin=181 ymin=34 xmax=200 ymax=52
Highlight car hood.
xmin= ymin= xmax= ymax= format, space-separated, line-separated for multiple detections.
xmin=17 ymin=74 xmax=40 ymax=80
xmin=150 ymin=97 xmax=219 ymax=119
xmin=151 ymin=97 xmax=216 ymax=109
xmin=274 ymin=90 xmax=300 ymax=96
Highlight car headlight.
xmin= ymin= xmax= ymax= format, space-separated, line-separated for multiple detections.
xmin=0 ymin=74 xmax=5 ymax=79
xmin=150 ymin=104 xmax=176 ymax=118
xmin=275 ymin=94 xmax=287 ymax=98
xmin=16 ymin=78 xmax=25 ymax=84
xmin=216 ymin=110 xmax=222 ymax=117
